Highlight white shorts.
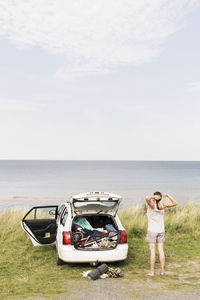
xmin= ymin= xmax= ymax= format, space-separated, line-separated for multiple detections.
xmin=145 ymin=231 xmax=165 ymax=243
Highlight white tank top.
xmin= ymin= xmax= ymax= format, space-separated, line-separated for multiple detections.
xmin=147 ymin=202 xmax=164 ymax=233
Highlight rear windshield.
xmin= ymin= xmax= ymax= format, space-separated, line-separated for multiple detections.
xmin=73 ymin=201 xmax=118 ymax=209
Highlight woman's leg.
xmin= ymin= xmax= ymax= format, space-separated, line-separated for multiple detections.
xmin=148 ymin=243 xmax=156 ymax=275
xmin=158 ymin=242 xmax=165 ymax=274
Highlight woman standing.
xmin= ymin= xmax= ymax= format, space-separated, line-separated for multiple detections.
xmin=145 ymin=192 xmax=178 ymax=276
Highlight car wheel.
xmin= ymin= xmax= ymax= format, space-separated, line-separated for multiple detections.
xmin=56 ymin=249 xmax=64 ymax=265
xmin=90 ymin=261 xmax=98 ymax=267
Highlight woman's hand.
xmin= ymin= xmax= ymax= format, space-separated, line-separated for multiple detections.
xmin=145 ymin=195 xmax=155 ymax=209
xmin=162 ymin=193 xmax=169 ymax=198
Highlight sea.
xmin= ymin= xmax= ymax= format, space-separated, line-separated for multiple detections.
xmin=0 ymin=160 xmax=200 ymax=210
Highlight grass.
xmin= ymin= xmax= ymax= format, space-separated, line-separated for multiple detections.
xmin=0 ymin=204 xmax=200 ymax=299
xmin=118 ymin=203 xmax=200 ymax=237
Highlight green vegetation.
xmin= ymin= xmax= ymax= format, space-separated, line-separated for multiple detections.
xmin=118 ymin=203 xmax=200 ymax=237
xmin=0 ymin=204 xmax=200 ymax=299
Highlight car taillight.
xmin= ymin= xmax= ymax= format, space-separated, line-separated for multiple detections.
xmin=63 ymin=232 xmax=71 ymax=245
xmin=120 ymin=230 xmax=127 ymax=243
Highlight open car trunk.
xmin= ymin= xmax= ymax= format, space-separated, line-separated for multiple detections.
xmin=71 ymin=215 xmax=119 ymax=250
xmin=70 ymin=191 xmax=122 ymax=217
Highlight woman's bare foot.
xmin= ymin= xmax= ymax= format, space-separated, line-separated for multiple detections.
xmin=160 ymin=271 xmax=165 ymax=275
xmin=147 ymin=272 xmax=154 ymax=276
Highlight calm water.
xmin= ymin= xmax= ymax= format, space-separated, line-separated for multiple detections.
xmin=0 ymin=160 xmax=200 ymax=210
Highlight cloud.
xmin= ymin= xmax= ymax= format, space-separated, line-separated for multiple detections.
xmin=0 ymin=0 xmax=199 ymax=79
xmin=188 ymin=81 xmax=200 ymax=92
xmin=0 ymin=98 xmax=46 ymax=112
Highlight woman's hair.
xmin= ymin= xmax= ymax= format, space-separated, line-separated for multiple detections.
xmin=153 ymin=191 xmax=162 ymax=210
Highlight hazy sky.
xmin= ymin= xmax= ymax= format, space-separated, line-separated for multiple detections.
xmin=0 ymin=0 xmax=200 ymax=160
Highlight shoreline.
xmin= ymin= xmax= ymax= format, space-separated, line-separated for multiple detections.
xmin=1 ymin=196 xmax=200 ymax=212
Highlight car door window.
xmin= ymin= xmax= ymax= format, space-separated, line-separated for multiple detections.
xmin=60 ymin=208 xmax=68 ymax=226
xmin=24 ymin=206 xmax=57 ymax=221
xmin=36 ymin=207 xmax=57 ymax=219
xmin=24 ymin=209 xmax=35 ymax=220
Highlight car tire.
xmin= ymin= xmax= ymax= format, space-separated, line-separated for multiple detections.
xmin=90 ymin=261 xmax=98 ymax=267
xmin=56 ymin=249 xmax=64 ymax=265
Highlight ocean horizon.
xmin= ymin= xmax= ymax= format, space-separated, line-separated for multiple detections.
xmin=0 ymin=160 xmax=200 ymax=210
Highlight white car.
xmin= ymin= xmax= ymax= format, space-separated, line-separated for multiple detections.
xmin=21 ymin=191 xmax=128 ymax=265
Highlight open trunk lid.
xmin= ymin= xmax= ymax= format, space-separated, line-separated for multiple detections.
xmin=69 ymin=191 xmax=122 ymax=216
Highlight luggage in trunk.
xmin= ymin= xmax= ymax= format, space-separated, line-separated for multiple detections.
xmin=72 ymin=215 xmax=119 ymax=250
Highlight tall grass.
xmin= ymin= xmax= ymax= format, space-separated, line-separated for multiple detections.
xmin=118 ymin=203 xmax=200 ymax=237
xmin=0 ymin=203 xmax=199 ymax=243
xmin=1 ymin=204 xmax=200 ymax=299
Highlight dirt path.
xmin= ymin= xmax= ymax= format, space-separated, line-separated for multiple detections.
xmin=58 ymin=279 xmax=200 ymax=300
xmin=17 ymin=261 xmax=200 ymax=300
xmin=18 ymin=279 xmax=200 ymax=300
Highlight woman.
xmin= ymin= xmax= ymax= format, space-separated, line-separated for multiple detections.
xmin=145 ymin=192 xmax=178 ymax=276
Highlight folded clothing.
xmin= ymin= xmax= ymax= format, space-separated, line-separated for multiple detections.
xmin=105 ymin=224 xmax=117 ymax=232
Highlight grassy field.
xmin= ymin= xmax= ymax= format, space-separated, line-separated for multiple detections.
xmin=0 ymin=204 xmax=200 ymax=299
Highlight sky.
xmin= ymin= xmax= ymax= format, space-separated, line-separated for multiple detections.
xmin=0 ymin=0 xmax=200 ymax=160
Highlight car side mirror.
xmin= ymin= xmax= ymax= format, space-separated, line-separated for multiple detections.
xmin=49 ymin=209 xmax=56 ymax=216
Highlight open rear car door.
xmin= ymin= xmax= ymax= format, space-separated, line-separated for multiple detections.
xmin=21 ymin=206 xmax=58 ymax=246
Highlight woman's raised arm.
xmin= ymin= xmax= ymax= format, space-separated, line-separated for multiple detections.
xmin=162 ymin=194 xmax=178 ymax=208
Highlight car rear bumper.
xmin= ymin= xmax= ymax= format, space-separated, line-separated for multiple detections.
xmin=58 ymin=244 xmax=128 ymax=263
